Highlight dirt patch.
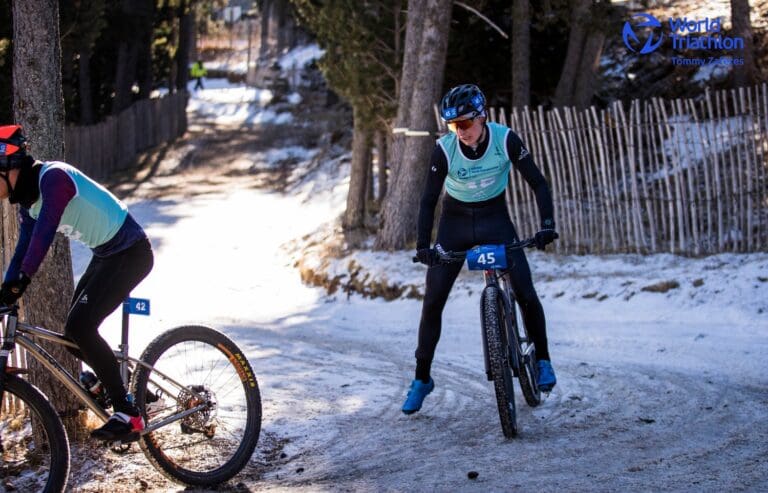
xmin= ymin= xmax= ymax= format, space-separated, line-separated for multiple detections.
xmin=641 ymin=280 xmax=681 ymax=293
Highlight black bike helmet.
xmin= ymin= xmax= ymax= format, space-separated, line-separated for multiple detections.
xmin=0 ymin=125 xmax=29 ymax=170
xmin=440 ymin=84 xmax=486 ymax=121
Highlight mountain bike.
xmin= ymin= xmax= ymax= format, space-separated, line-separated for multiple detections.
xmin=416 ymin=239 xmax=541 ymax=438
xmin=0 ymin=298 xmax=262 ymax=492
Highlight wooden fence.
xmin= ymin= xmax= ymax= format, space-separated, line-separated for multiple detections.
xmin=438 ymin=84 xmax=768 ymax=255
xmin=65 ymin=92 xmax=188 ymax=180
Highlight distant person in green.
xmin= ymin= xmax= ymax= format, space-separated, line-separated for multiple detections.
xmin=191 ymin=60 xmax=207 ymax=91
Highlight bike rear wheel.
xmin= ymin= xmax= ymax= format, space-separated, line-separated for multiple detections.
xmin=1 ymin=374 xmax=70 ymax=493
xmin=132 ymin=325 xmax=261 ymax=486
xmin=482 ymin=287 xmax=517 ymax=438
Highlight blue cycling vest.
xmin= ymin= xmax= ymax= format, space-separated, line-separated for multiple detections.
xmin=438 ymin=122 xmax=511 ymax=202
xmin=28 ymin=162 xmax=128 ymax=248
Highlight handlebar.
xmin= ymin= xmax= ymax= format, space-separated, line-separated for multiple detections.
xmin=0 ymin=304 xmax=18 ymax=316
xmin=412 ymin=238 xmax=536 ymax=265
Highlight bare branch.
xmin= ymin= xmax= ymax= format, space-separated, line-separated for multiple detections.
xmin=454 ymin=2 xmax=509 ymax=39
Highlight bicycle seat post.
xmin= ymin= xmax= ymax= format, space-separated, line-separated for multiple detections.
xmin=120 ymin=298 xmax=131 ymax=384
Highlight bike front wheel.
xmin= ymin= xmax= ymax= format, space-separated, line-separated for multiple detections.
xmin=482 ymin=286 xmax=517 ymax=438
xmin=1 ymin=373 xmax=70 ymax=493
xmin=132 ymin=325 xmax=262 ymax=486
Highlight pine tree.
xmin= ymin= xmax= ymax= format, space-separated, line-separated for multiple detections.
xmin=292 ymin=0 xmax=399 ymax=231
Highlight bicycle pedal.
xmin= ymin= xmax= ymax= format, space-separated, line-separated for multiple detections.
xmin=105 ymin=431 xmax=140 ymax=447
xmin=109 ymin=442 xmax=133 ymax=454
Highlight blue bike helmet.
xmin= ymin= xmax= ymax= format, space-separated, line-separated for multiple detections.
xmin=440 ymin=84 xmax=486 ymax=121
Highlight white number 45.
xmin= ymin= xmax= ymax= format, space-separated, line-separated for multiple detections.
xmin=478 ymin=252 xmax=496 ymax=264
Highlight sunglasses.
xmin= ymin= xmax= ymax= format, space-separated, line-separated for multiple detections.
xmin=447 ymin=117 xmax=477 ymax=132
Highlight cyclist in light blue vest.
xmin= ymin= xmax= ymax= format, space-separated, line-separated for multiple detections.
xmin=403 ymin=85 xmax=558 ymax=415
xmin=0 ymin=125 xmax=153 ymax=441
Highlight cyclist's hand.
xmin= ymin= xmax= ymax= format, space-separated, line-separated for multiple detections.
xmin=416 ymin=248 xmax=439 ymax=267
xmin=534 ymin=229 xmax=559 ymax=250
xmin=0 ymin=272 xmax=31 ymax=305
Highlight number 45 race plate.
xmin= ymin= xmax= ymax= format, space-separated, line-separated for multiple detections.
xmin=466 ymin=244 xmax=507 ymax=270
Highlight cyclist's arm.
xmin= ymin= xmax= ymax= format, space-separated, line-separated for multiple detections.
xmin=506 ymin=131 xmax=555 ymax=229
xmin=4 ymin=209 xmax=36 ymax=282
xmin=19 ymin=168 xmax=76 ymax=277
xmin=417 ymin=145 xmax=448 ymax=249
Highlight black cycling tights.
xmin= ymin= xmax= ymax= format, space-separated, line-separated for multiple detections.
xmin=415 ymin=194 xmax=550 ymax=382
xmin=65 ymin=238 xmax=153 ymax=414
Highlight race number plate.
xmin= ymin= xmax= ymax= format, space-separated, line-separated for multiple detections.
xmin=466 ymin=245 xmax=507 ymax=270
xmin=124 ymin=297 xmax=151 ymax=316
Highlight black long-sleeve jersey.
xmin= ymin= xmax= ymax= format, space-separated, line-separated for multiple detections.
xmin=416 ymin=124 xmax=555 ymax=249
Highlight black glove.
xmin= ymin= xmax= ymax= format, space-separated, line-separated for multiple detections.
xmin=0 ymin=272 xmax=31 ymax=305
xmin=534 ymin=229 xmax=559 ymax=251
xmin=416 ymin=248 xmax=439 ymax=267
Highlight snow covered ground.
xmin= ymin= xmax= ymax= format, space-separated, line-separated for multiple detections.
xmin=59 ymin=75 xmax=768 ymax=491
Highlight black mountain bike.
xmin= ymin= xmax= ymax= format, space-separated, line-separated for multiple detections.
xmin=0 ymin=298 xmax=261 ymax=492
xmin=417 ymin=239 xmax=541 ymax=438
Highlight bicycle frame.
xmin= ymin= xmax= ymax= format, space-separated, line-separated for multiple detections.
xmin=432 ymin=239 xmax=536 ymax=382
xmin=0 ymin=306 xmax=209 ymax=436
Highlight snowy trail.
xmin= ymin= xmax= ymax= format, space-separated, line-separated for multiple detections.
xmin=66 ymin=81 xmax=767 ymax=491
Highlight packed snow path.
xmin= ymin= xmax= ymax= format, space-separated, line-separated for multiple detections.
xmin=67 ymin=81 xmax=768 ymax=491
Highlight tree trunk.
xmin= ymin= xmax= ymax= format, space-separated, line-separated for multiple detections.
xmin=731 ymin=0 xmax=757 ymax=87
xmin=176 ymin=0 xmax=192 ymax=92
xmin=553 ymin=0 xmax=590 ymax=107
xmin=78 ymin=42 xmax=95 ymax=125
xmin=572 ymin=29 xmax=605 ymax=108
xmin=375 ymin=0 xmax=452 ymax=250
xmin=511 ymin=0 xmax=531 ymax=108
xmin=386 ymin=0 xmax=427 ymax=179
xmin=113 ymin=40 xmax=138 ymax=114
xmin=137 ymin=1 xmax=156 ymax=99
xmin=343 ymin=107 xmax=371 ymax=230
xmin=10 ymin=0 xmax=81 ymax=435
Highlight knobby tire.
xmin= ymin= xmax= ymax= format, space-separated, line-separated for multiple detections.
xmin=132 ymin=325 xmax=262 ymax=486
xmin=1 ymin=374 xmax=70 ymax=493
xmin=482 ymin=287 xmax=517 ymax=438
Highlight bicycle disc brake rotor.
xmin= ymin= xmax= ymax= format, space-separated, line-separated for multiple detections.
xmin=178 ymin=385 xmax=218 ymax=437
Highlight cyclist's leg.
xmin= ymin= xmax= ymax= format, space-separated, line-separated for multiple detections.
xmin=414 ymin=260 xmax=463 ymax=380
xmin=65 ymin=238 xmax=153 ymax=413
xmin=505 ymin=249 xmax=550 ymax=361
xmin=64 ymin=260 xmax=97 ymax=362
xmin=413 ymin=200 xmax=473 ymax=381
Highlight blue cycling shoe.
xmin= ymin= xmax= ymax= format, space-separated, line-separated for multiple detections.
xmin=401 ymin=378 xmax=434 ymax=415
xmin=537 ymin=360 xmax=557 ymax=392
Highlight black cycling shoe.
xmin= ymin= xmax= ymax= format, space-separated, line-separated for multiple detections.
xmin=91 ymin=412 xmax=145 ymax=442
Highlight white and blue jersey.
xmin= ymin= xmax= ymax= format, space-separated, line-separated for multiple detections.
xmin=4 ymin=161 xmax=146 ymax=281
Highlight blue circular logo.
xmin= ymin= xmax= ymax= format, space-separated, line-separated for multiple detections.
xmin=623 ymin=13 xmax=664 ymax=54
xmin=457 ymin=168 xmax=468 ymax=179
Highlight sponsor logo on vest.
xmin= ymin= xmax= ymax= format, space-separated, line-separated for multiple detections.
xmin=58 ymin=224 xmax=83 ymax=241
